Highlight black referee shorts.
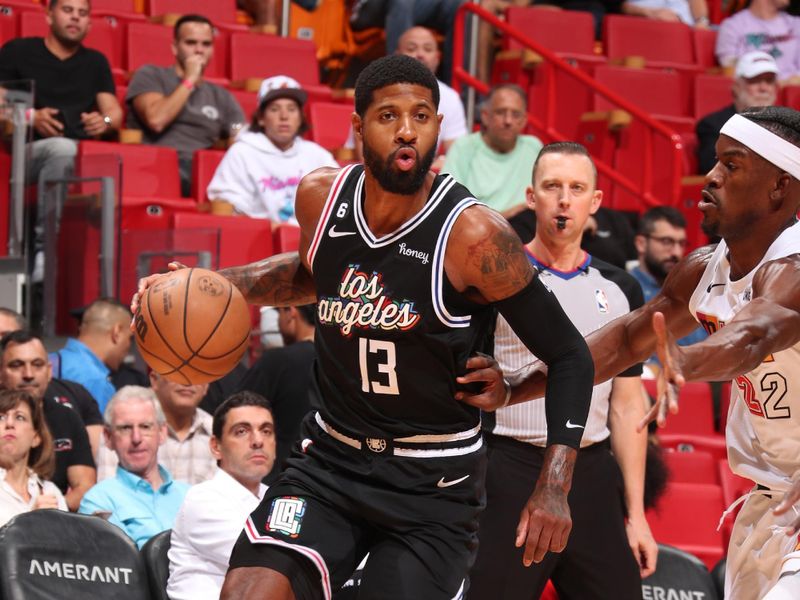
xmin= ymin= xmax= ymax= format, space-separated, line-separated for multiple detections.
xmin=467 ymin=433 xmax=641 ymax=600
xmin=229 ymin=412 xmax=487 ymax=600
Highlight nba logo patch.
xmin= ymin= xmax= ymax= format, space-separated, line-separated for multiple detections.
xmin=266 ymin=497 xmax=306 ymax=538
xmin=595 ymin=289 xmax=609 ymax=313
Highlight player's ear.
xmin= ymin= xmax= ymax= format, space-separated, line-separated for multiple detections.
xmin=352 ymin=112 xmax=362 ymax=141
xmin=525 ymin=186 xmax=536 ymax=210
xmin=770 ymin=172 xmax=791 ymax=209
xmin=590 ymin=189 xmax=603 ymax=214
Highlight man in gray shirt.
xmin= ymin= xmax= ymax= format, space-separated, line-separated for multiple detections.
xmin=126 ymin=14 xmax=244 ymax=196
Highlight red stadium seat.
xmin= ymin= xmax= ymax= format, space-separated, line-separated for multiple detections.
xmin=505 ymin=6 xmax=597 ymax=56
xmin=658 ymin=433 xmax=728 ymax=463
xmin=229 ymin=32 xmax=319 ymax=87
xmin=273 ymin=223 xmax=301 ymax=253
xmin=145 ymin=0 xmax=237 ymax=27
xmin=191 ymin=149 xmax=225 ymax=204
xmin=646 ymin=482 xmax=726 ymax=569
xmin=782 ymin=85 xmax=800 ymax=111
xmin=230 ymin=89 xmax=258 ymax=120
xmin=644 ymin=380 xmax=716 ymax=436
xmin=718 ymin=459 xmax=752 ymax=506
xmin=678 ymin=177 xmax=711 ymax=251
xmin=172 ymin=212 xmax=272 ymax=269
xmin=693 ymin=28 xmax=719 ymax=69
xmin=694 ymin=74 xmax=733 ymax=120
xmin=604 ymin=15 xmax=695 ymax=66
xmin=719 ymin=381 xmax=732 ymax=432
xmin=308 ymin=102 xmax=354 ymax=152
xmin=0 ymin=1 xmax=43 ymax=16
xmin=664 ymin=449 xmax=719 ymax=485
xmin=126 ymin=21 xmax=229 ymax=84
xmin=0 ymin=11 xmax=17 ymax=44
xmin=78 ymin=140 xmax=184 ymax=199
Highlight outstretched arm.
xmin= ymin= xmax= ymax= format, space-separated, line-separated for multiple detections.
xmin=448 ymin=205 xmax=594 ymax=566
xmin=132 ymin=167 xmax=339 ymax=313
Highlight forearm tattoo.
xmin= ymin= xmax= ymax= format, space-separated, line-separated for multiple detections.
xmin=218 ymin=253 xmax=316 ymax=306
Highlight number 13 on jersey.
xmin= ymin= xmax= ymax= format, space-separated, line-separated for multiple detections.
xmin=359 ymin=338 xmax=400 ymax=395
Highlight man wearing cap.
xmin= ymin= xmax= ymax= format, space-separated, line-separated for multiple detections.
xmin=126 ymin=14 xmax=244 ymax=196
xmin=696 ymin=50 xmax=779 ymax=174
xmin=206 ymin=75 xmax=337 ymax=222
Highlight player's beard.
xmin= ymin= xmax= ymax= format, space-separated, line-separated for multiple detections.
xmin=362 ymin=137 xmax=437 ymax=196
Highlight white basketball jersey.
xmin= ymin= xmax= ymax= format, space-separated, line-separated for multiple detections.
xmin=688 ymin=221 xmax=800 ymax=491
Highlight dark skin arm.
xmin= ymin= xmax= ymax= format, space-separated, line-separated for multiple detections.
xmin=457 ymin=245 xmax=713 ymax=411
xmin=446 ymin=204 xmax=582 ymax=566
xmin=132 ymin=167 xmax=336 ymax=313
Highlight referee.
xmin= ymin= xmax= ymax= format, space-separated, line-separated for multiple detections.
xmin=468 ymin=142 xmax=657 ymax=599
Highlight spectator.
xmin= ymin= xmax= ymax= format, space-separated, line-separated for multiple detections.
xmin=0 ymin=306 xmax=104 ymax=457
xmin=79 ymin=386 xmax=189 ymax=548
xmin=0 ymin=308 xmax=25 ymax=337
xmin=207 ymin=76 xmax=337 ymax=221
xmin=349 ymin=0 xmax=465 ymax=82
xmin=96 ymin=372 xmax=215 ymax=483
xmin=0 ymin=330 xmax=97 ymax=510
xmin=696 ymin=51 xmax=778 ymax=174
xmin=629 ymin=207 xmax=706 ymax=371
xmin=0 ymin=0 xmax=123 ymax=280
xmin=51 ymin=298 xmax=133 ymax=413
xmin=149 ymin=371 xmax=214 ymax=484
xmin=716 ymin=0 xmax=800 ymax=83
xmin=126 ymin=14 xmax=245 ymax=196
xmin=0 ymin=388 xmax=67 ymax=527
xmin=621 ymin=0 xmax=709 ymax=26
xmin=167 ymin=391 xmax=275 ymax=600
xmin=237 ymin=0 xmax=320 ymax=28
xmin=236 ymin=304 xmax=316 ymax=482
xmin=344 ymin=26 xmax=468 ymax=170
xmin=443 ymin=83 xmax=542 ymax=216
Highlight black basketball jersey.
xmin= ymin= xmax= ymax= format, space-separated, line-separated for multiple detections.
xmin=307 ymin=164 xmax=495 ymax=438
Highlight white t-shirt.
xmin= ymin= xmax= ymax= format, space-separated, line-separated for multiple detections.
xmin=344 ymin=79 xmax=467 ymax=150
xmin=689 ymin=221 xmax=800 ymax=491
xmin=167 ymin=469 xmax=267 ymax=600
xmin=0 ymin=467 xmax=68 ymax=527
xmin=207 ymin=130 xmax=338 ymax=222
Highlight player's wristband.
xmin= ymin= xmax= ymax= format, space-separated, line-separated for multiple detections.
xmin=181 ymin=79 xmax=195 ymax=91
xmin=500 ymin=378 xmax=512 ymax=409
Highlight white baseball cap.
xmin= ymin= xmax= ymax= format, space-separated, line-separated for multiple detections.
xmin=257 ymin=75 xmax=307 ymax=108
xmin=735 ymin=51 xmax=778 ymax=80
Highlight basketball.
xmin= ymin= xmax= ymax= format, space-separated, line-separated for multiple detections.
xmin=133 ymin=268 xmax=251 ymax=385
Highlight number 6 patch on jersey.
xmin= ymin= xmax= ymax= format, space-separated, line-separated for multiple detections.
xmin=266 ymin=497 xmax=307 ymax=538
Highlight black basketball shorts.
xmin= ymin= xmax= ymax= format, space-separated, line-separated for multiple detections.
xmin=229 ymin=412 xmax=487 ymax=600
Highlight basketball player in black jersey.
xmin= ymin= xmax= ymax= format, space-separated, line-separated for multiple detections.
xmin=134 ymin=55 xmax=595 ymax=600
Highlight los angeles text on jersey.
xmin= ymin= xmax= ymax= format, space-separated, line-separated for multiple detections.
xmin=317 ymin=265 xmax=422 ymax=336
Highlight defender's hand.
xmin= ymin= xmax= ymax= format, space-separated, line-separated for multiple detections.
xmin=639 ymin=312 xmax=685 ymax=430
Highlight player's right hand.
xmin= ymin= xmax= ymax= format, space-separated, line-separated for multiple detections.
xmin=33 ymin=108 xmax=64 ymax=138
xmin=516 ymin=482 xmax=572 ymax=566
xmin=130 ymin=261 xmax=187 ymax=321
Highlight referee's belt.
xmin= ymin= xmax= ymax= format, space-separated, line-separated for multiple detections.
xmin=314 ymin=412 xmax=483 ymax=458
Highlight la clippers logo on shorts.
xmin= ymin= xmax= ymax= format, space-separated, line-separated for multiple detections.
xmin=266 ymin=497 xmax=306 ymax=538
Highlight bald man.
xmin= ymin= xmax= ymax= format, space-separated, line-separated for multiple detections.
xmin=344 ymin=26 xmax=467 ymax=167
xmin=51 ymin=298 xmax=133 ymax=412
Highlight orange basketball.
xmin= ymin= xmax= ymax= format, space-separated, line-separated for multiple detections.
xmin=133 ymin=268 xmax=251 ymax=384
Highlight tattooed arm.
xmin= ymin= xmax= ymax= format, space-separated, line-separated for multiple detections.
xmin=132 ymin=167 xmax=340 ymax=312
xmin=447 ymin=205 xmax=594 ymax=566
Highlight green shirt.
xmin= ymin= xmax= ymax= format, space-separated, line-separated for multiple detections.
xmin=442 ymin=132 xmax=543 ymax=213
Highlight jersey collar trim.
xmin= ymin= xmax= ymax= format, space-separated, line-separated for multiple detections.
xmin=525 ymin=248 xmax=591 ymax=280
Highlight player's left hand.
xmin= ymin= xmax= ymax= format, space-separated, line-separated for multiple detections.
xmin=455 ymin=353 xmax=509 ymax=411
xmin=625 ymin=513 xmax=658 ymax=578
xmin=639 ymin=311 xmax=685 ymax=431
xmin=773 ymin=479 xmax=800 ymax=534
xmin=516 ymin=482 xmax=572 ymax=566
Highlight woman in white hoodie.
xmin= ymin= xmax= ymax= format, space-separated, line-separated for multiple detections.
xmin=207 ymin=76 xmax=338 ymax=222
